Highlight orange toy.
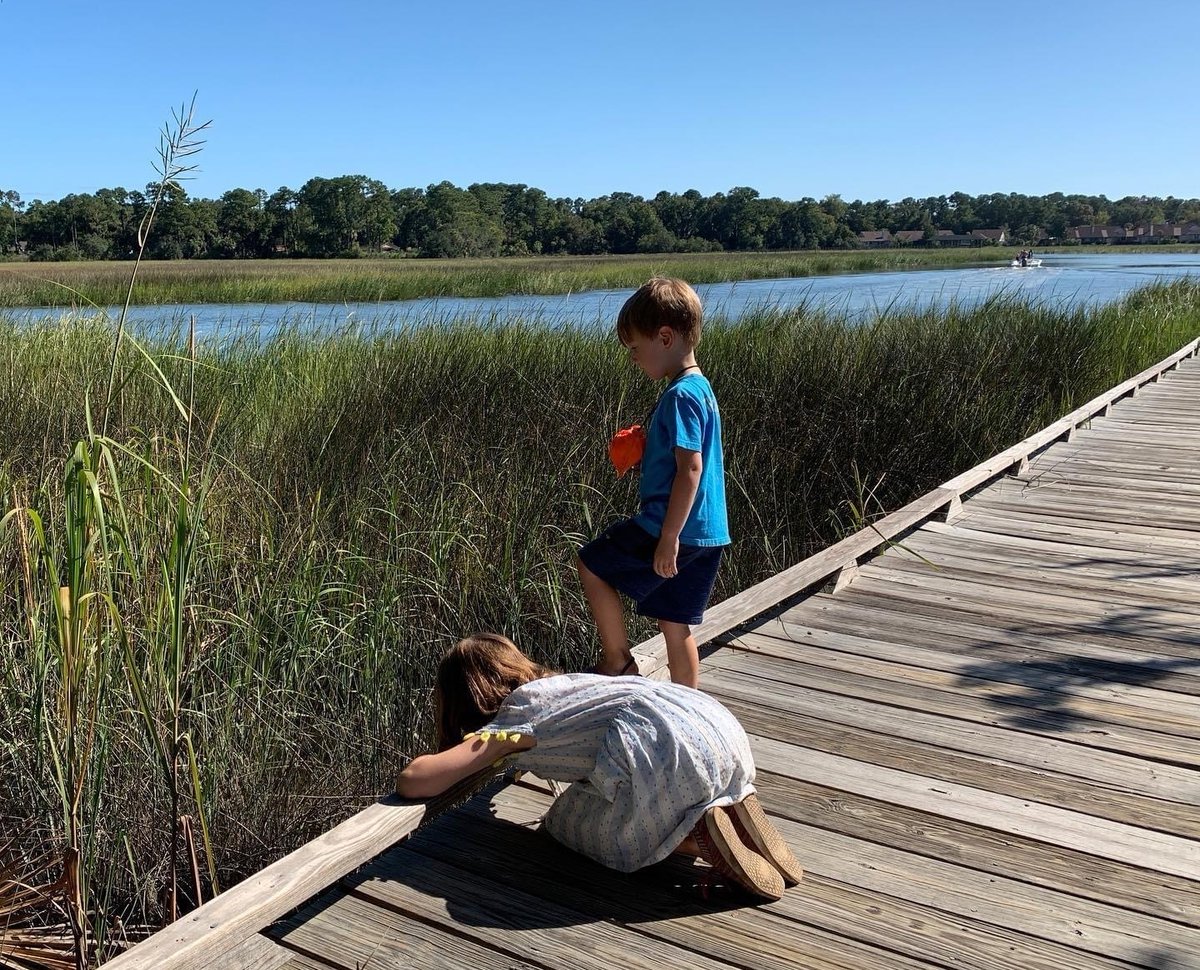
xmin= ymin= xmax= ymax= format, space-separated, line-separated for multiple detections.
xmin=608 ymin=424 xmax=646 ymax=478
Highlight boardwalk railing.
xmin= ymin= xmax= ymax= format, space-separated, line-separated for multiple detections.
xmin=104 ymin=335 xmax=1199 ymax=970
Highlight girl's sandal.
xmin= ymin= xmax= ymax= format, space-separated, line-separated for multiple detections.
xmin=727 ymin=794 xmax=804 ymax=885
xmin=691 ymin=807 xmax=784 ymax=901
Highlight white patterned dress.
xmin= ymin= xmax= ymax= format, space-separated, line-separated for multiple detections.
xmin=476 ymin=673 xmax=756 ymax=872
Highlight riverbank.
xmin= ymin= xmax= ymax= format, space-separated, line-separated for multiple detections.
xmin=2 ymin=280 xmax=1198 ymax=959
xmin=0 ymin=248 xmax=1025 ymax=307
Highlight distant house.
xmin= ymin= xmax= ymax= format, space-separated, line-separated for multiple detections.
xmin=857 ymin=229 xmax=893 ymax=248
xmin=1139 ymin=223 xmax=1183 ymax=243
xmin=969 ymin=228 xmax=1008 ymax=246
xmin=1068 ymin=222 xmax=1200 ymax=244
xmin=1070 ymin=225 xmax=1126 ymax=244
xmin=1123 ymin=225 xmax=1152 ymax=243
xmin=935 ymin=229 xmax=973 ymax=248
xmin=892 ymin=230 xmax=926 ymax=245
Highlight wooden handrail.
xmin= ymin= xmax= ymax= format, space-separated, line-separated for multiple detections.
xmin=104 ymin=798 xmax=428 ymax=969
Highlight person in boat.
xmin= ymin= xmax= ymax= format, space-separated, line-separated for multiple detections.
xmin=396 ymin=632 xmax=804 ymax=900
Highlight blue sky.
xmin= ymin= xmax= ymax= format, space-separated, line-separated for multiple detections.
xmin=3 ymin=0 xmax=1197 ymax=205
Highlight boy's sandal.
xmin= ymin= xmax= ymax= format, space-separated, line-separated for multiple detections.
xmin=691 ymin=807 xmax=784 ymax=901
xmin=589 ymin=656 xmax=640 ymax=676
xmin=726 ymin=793 xmax=804 ymax=886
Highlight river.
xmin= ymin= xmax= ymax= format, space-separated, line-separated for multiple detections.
xmin=17 ymin=251 xmax=1200 ymax=338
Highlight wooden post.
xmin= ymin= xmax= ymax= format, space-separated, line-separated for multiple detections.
xmin=941 ymin=494 xmax=963 ymax=522
xmin=825 ymin=562 xmax=859 ymax=593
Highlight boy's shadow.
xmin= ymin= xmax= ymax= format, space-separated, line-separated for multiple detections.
xmin=342 ymin=789 xmax=759 ymax=932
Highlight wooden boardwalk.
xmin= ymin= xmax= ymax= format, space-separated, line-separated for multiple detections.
xmin=108 ymin=341 xmax=1200 ymax=970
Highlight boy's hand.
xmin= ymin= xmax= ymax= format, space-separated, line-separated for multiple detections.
xmin=654 ymin=534 xmax=680 ymax=577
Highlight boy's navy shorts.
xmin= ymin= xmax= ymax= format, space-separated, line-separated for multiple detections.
xmin=578 ymin=518 xmax=723 ymax=625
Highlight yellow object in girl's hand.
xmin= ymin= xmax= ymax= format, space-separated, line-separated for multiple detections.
xmin=608 ymin=424 xmax=646 ymax=478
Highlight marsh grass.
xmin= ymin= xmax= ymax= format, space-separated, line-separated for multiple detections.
xmin=1 ymin=280 xmax=1198 ymax=959
xmin=0 ymin=248 xmax=1011 ymax=309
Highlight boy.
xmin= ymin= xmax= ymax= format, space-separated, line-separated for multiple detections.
xmin=578 ymin=277 xmax=729 ymax=688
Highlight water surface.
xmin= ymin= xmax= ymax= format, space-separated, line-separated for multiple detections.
xmin=17 ymin=251 xmax=1200 ymax=338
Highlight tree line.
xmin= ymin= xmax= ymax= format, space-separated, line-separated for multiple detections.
xmin=2 ymin=181 xmax=1199 ymax=261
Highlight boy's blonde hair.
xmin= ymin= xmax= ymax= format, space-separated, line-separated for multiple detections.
xmin=616 ymin=277 xmax=703 ymax=348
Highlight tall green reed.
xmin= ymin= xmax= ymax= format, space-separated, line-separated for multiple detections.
xmin=1 ymin=98 xmax=216 ymax=968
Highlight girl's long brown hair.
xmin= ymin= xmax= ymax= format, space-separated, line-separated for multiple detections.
xmin=434 ymin=633 xmax=556 ymax=750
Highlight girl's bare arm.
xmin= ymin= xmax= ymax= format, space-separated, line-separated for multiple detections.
xmin=396 ymin=732 xmax=534 ymax=799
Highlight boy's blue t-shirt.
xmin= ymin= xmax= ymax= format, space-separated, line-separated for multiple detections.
xmin=633 ymin=373 xmax=730 ymax=547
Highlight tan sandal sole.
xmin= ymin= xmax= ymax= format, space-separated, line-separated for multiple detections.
xmin=728 ymin=794 xmax=804 ymax=886
xmin=693 ymin=807 xmax=784 ymax=901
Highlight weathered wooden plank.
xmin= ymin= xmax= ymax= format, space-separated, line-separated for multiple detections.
xmin=968 ymin=489 xmax=1200 ymax=531
xmin=1103 ymin=402 xmax=1200 ymax=416
xmin=439 ymin=784 xmax=1153 ymax=970
xmin=750 ymin=770 xmax=1200 ymax=927
xmin=1100 ymin=407 xmax=1200 ymax=423
xmin=712 ymin=629 xmax=1200 ymax=746
xmin=1086 ymin=428 xmax=1200 ymax=447
xmin=835 ymin=557 xmax=1200 ymax=633
xmin=859 ymin=546 xmax=1200 ymax=623
xmin=701 ymin=663 xmax=1200 ymax=805
xmin=1038 ymin=429 xmax=1200 ymax=452
xmin=713 ymin=686 xmax=1200 ymax=839
xmin=882 ymin=544 xmax=1200 ymax=614
xmin=769 ymin=812 xmax=1200 ymax=966
xmin=1017 ymin=468 xmax=1200 ymax=499
xmin=720 ymin=621 xmax=1200 ymax=766
xmin=739 ymin=614 xmax=1200 ymax=698
xmin=746 ymin=733 xmax=1200 ymax=880
xmin=723 ymin=625 xmax=1200 ymax=727
xmin=271 ymin=889 xmax=544 ymax=970
xmin=898 ymin=527 xmax=1200 ymax=599
xmin=922 ymin=507 xmax=1200 ymax=559
xmin=700 ymin=657 xmax=1200 ymax=797
xmin=347 ymin=844 xmax=757 ymax=970
xmin=1082 ymin=425 xmax=1200 ymax=447
xmin=963 ymin=498 xmax=1200 ymax=541
xmin=985 ymin=475 xmax=1200 ymax=516
xmin=918 ymin=518 xmax=1200 ymax=577
xmin=842 ymin=574 xmax=1200 ymax=659
xmin=1027 ymin=443 xmax=1200 ymax=469
xmin=195 ymin=932 xmax=301 ymax=970
xmin=417 ymin=791 xmax=957 ymax=970
xmin=1026 ymin=455 xmax=1200 ymax=486
xmin=781 ymin=595 xmax=1200 ymax=684
xmin=851 ymin=562 xmax=1200 ymax=637
xmin=864 ymin=553 xmax=1200 ymax=635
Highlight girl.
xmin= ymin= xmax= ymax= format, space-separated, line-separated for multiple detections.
xmin=396 ymin=633 xmax=802 ymax=900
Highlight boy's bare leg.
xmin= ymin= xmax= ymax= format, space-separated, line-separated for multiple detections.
xmin=578 ymin=558 xmax=633 ymax=674
xmin=660 ymin=619 xmax=700 ymax=688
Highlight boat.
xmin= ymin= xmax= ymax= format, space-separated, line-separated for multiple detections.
xmin=1011 ymin=253 xmax=1042 ymax=268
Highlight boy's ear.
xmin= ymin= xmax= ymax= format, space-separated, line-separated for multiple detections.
xmin=658 ymin=326 xmax=674 ymax=347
